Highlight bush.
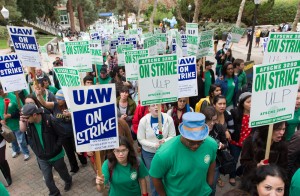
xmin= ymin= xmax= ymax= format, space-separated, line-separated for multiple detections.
xmin=205 ymin=22 xmax=247 ymax=39
xmin=0 ymin=26 xmax=8 ymax=39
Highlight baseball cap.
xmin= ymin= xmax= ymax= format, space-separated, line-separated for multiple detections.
xmin=21 ymin=103 xmax=43 ymax=116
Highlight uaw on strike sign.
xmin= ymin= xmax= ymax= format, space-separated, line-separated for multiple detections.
xmin=66 ymin=84 xmax=119 ymax=152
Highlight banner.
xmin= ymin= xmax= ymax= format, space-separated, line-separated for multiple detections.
xmin=0 ymin=54 xmax=28 ymax=93
xmin=110 ymin=39 xmax=118 ymax=54
xmin=125 ymin=49 xmax=149 ymax=81
xmin=90 ymin=40 xmax=103 ymax=65
xmin=67 ymin=84 xmax=119 ymax=152
xmin=197 ymin=30 xmax=214 ymax=58
xmin=65 ymin=41 xmax=92 ymax=72
xmin=263 ymin=32 xmax=300 ymax=64
xmin=249 ymin=60 xmax=300 ymax=127
xmin=181 ymin=34 xmax=188 ymax=57
xmin=117 ymin=44 xmax=134 ymax=66
xmin=186 ymin=23 xmax=199 ymax=56
xmin=231 ymin=26 xmax=246 ymax=43
xmin=144 ymin=36 xmax=158 ymax=56
xmin=175 ymin=31 xmax=183 ymax=58
xmin=7 ymin=26 xmax=41 ymax=67
xmin=40 ymin=46 xmax=50 ymax=62
xmin=138 ymin=54 xmax=178 ymax=106
xmin=156 ymin=33 xmax=167 ymax=54
xmin=53 ymin=67 xmax=81 ymax=87
xmin=178 ymin=56 xmax=198 ymax=98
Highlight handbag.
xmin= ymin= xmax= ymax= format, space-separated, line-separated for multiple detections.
xmin=217 ymin=149 xmax=235 ymax=175
xmin=0 ymin=124 xmax=16 ymax=143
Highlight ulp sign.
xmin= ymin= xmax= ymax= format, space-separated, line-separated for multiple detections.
xmin=249 ymin=60 xmax=300 ymax=127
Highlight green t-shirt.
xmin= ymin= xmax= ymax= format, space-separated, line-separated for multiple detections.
xmin=226 ymin=78 xmax=235 ymax=107
xmin=47 ymin=86 xmax=58 ymax=94
xmin=0 ymin=93 xmax=21 ymax=131
xmin=149 ymin=136 xmax=218 ymax=196
xmin=34 ymin=121 xmax=65 ymax=162
xmin=102 ymin=157 xmax=148 ymax=196
xmin=0 ymin=182 xmax=9 ymax=196
xmin=290 ymin=169 xmax=300 ymax=196
xmin=286 ymin=109 xmax=300 ymax=141
xmin=204 ymin=71 xmax=212 ymax=97
xmin=238 ymin=71 xmax=247 ymax=89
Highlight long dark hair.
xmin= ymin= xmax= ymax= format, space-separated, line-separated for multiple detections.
xmin=235 ymin=94 xmax=252 ymax=124
xmin=25 ymin=94 xmax=43 ymax=108
xmin=213 ymin=95 xmax=226 ymax=105
xmin=107 ymin=136 xmax=138 ymax=171
xmin=240 ymin=164 xmax=286 ymax=196
xmin=209 ymin=84 xmax=221 ymax=99
xmin=202 ymin=106 xmax=217 ymax=121
xmin=221 ymin=61 xmax=233 ymax=77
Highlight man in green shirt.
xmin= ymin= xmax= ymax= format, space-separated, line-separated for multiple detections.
xmin=233 ymin=59 xmax=247 ymax=89
xmin=149 ymin=112 xmax=218 ymax=196
xmin=0 ymin=84 xmax=29 ymax=161
xmin=204 ymin=61 xmax=215 ymax=97
xmin=20 ymin=103 xmax=72 ymax=195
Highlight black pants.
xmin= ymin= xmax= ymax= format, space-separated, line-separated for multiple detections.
xmin=62 ymin=137 xmax=87 ymax=171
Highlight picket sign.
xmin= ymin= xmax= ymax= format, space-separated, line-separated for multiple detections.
xmin=265 ymin=124 xmax=274 ymax=160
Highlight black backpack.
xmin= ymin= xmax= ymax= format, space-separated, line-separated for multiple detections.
xmin=217 ymin=149 xmax=236 ymax=175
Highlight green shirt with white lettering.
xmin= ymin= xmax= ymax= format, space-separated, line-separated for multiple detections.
xmin=102 ymin=157 xmax=148 ymax=196
xmin=149 ymin=136 xmax=217 ymax=196
xmin=34 ymin=121 xmax=65 ymax=162
xmin=226 ymin=77 xmax=235 ymax=107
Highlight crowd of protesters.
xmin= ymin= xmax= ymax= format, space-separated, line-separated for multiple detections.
xmin=1 ymin=29 xmax=300 ymax=196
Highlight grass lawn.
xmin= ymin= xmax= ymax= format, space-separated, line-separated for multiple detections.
xmin=0 ymin=39 xmax=8 ymax=49
xmin=37 ymin=36 xmax=55 ymax=46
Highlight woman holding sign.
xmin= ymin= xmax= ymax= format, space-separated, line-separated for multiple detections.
xmin=240 ymin=122 xmax=288 ymax=177
xmin=95 ymin=136 xmax=148 ymax=196
xmin=35 ymin=89 xmax=87 ymax=174
xmin=137 ymin=104 xmax=176 ymax=196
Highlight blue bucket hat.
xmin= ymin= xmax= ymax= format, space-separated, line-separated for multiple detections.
xmin=55 ymin=89 xmax=65 ymax=100
xmin=179 ymin=112 xmax=209 ymax=141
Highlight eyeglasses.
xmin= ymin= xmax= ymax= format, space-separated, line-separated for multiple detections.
xmin=227 ymin=68 xmax=233 ymax=70
xmin=150 ymin=104 xmax=158 ymax=107
xmin=178 ymin=100 xmax=187 ymax=103
xmin=113 ymin=149 xmax=129 ymax=155
xmin=185 ymin=138 xmax=204 ymax=147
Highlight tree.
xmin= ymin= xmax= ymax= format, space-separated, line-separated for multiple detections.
xmin=136 ymin=0 xmax=143 ymax=27
xmin=236 ymin=0 xmax=246 ymax=27
xmin=192 ymin=0 xmax=202 ymax=23
xmin=67 ymin=0 xmax=75 ymax=33
xmin=292 ymin=0 xmax=300 ymax=32
xmin=77 ymin=4 xmax=85 ymax=31
xmin=149 ymin=0 xmax=158 ymax=32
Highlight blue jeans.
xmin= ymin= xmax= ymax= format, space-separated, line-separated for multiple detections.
xmin=37 ymin=157 xmax=72 ymax=196
xmin=12 ymin=130 xmax=29 ymax=155
xmin=210 ymin=162 xmax=220 ymax=196
xmin=228 ymin=143 xmax=242 ymax=179
xmin=141 ymin=149 xmax=159 ymax=196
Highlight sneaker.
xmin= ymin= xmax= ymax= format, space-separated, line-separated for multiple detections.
xmin=12 ymin=152 xmax=20 ymax=158
xmin=64 ymin=180 xmax=72 ymax=192
xmin=24 ymin=154 xmax=30 ymax=161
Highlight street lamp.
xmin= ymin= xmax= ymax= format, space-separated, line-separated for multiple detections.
xmin=1 ymin=6 xmax=9 ymax=21
xmin=246 ymin=0 xmax=261 ymax=61
xmin=188 ymin=4 xmax=192 ymax=23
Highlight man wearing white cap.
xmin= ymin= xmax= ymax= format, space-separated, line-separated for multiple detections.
xmin=149 ymin=112 xmax=218 ymax=196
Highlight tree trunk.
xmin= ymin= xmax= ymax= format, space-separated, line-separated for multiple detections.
xmin=292 ymin=0 xmax=300 ymax=32
xmin=77 ymin=4 xmax=85 ymax=32
xmin=67 ymin=0 xmax=75 ymax=33
xmin=174 ymin=0 xmax=186 ymax=26
xmin=149 ymin=0 xmax=158 ymax=32
xmin=136 ymin=0 xmax=142 ymax=27
xmin=192 ymin=0 xmax=202 ymax=23
xmin=236 ymin=0 xmax=246 ymax=27
xmin=125 ymin=8 xmax=129 ymax=30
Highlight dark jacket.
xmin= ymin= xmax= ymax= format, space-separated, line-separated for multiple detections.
xmin=209 ymin=124 xmax=228 ymax=149
xmin=26 ymin=113 xmax=65 ymax=160
xmin=116 ymin=97 xmax=136 ymax=127
xmin=288 ymin=130 xmax=300 ymax=179
xmin=240 ymin=131 xmax=288 ymax=176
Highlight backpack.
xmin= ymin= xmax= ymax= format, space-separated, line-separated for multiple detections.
xmin=108 ymin=158 xmax=140 ymax=182
xmin=195 ymin=96 xmax=210 ymax=113
xmin=217 ymin=149 xmax=235 ymax=175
